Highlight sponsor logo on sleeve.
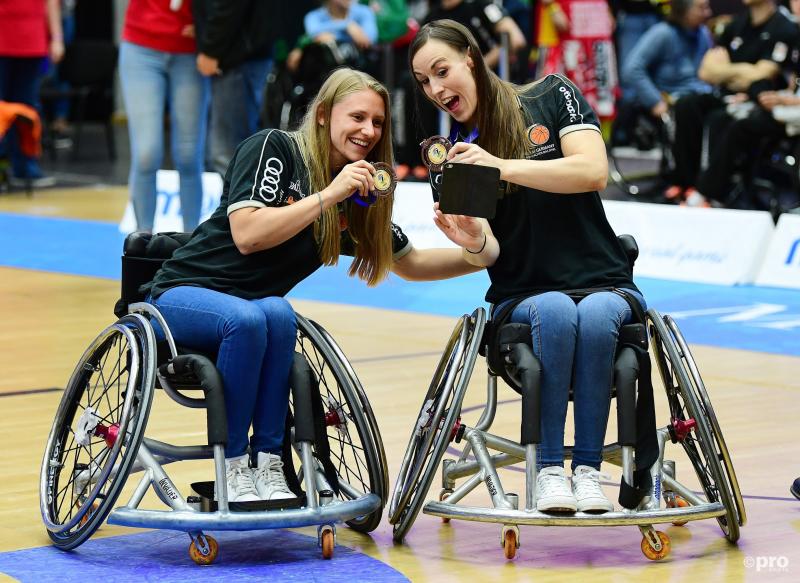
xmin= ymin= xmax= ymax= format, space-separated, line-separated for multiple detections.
xmin=257 ymin=157 xmax=283 ymax=203
xmin=527 ymin=123 xmax=550 ymax=146
xmin=559 ymin=85 xmax=579 ymax=123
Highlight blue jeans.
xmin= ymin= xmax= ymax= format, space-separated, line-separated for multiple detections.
xmin=119 ymin=42 xmax=209 ymax=231
xmin=207 ymin=58 xmax=271 ymax=175
xmin=500 ymin=289 xmax=646 ymax=471
xmin=0 ymin=56 xmax=46 ymax=178
xmin=148 ymin=286 xmax=297 ymax=458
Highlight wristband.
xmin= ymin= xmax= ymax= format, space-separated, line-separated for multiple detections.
xmin=316 ymin=191 xmax=324 ymax=217
xmin=465 ymin=233 xmax=487 ymax=254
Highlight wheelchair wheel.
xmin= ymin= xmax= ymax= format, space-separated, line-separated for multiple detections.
xmin=648 ymin=309 xmax=743 ymax=542
xmin=296 ymin=314 xmax=387 ymax=533
xmin=40 ymin=314 xmax=156 ymax=550
xmin=389 ymin=308 xmax=485 ymax=542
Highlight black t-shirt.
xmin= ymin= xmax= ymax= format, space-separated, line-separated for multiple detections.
xmin=717 ymin=8 xmax=798 ymax=91
xmin=430 ymin=75 xmax=637 ymax=305
xmin=146 ymin=129 xmax=411 ymax=300
xmin=425 ymin=0 xmax=506 ymax=55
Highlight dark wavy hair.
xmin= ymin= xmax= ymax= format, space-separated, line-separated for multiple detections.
xmin=408 ymin=19 xmax=530 ymax=165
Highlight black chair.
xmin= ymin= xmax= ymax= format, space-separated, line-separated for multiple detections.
xmin=39 ymin=40 xmax=118 ymax=161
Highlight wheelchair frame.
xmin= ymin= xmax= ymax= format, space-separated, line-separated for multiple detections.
xmin=388 ymin=306 xmax=745 ymax=560
xmin=40 ymin=300 xmax=387 ymax=563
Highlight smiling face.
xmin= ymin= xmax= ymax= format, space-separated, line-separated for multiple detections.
xmin=322 ymin=88 xmax=386 ymax=170
xmin=411 ymin=39 xmax=478 ymax=129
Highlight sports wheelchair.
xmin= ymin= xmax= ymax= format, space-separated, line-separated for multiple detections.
xmin=40 ymin=232 xmax=388 ymax=564
xmin=388 ymin=236 xmax=745 ymax=560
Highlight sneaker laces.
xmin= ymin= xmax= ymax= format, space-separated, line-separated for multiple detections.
xmin=227 ymin=464 xmax=257 ymax=496
xmin=572 ymin=468 xmax=611 ymax=499
xmin=537 ymin=468 xmax=570 ymax=497
xmin=255 ymin=456 xmax=292 ymax=495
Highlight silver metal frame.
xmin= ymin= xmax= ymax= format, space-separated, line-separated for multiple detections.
xmin=402 ymin=307 xmax=737 ymax=555
xmin=46 ymin=305 xmax=383 ymax=551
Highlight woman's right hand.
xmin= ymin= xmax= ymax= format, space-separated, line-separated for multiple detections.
xmin=322 ymin=160 xmax=376 ymax=203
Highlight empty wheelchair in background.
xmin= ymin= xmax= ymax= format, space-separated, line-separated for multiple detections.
xmin=388 ymin=237 xmax=745 ymax=560
xmin=40 ymin=232 xmax=387 ymax=564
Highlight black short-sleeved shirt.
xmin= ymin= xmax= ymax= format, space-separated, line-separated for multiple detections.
xmin=424 ymin=0 xmax=506 ymax=55
xmin=430 ymin=75 xmax=637 ymax=305
xmin=717 ymin=9 xmax=798 ymax=91
xmin=146 ymin=129 xmax=412 ymax=300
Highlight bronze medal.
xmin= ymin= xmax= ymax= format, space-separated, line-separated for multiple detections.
xmin=372 ymin=162 xmax=396 ymax=197
xmin=420 ymin=136 xmax=452 ymax=172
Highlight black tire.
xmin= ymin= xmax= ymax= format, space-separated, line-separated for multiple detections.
xmin=40 ymin=314 xmax=156 ymax=550
xmin=389 ymin=308 xmax=485 ymax=542
xmin=649 ymin=309 xmax=743 ymax=542
xmin=295 ymin=314 xmax=387 ymax=533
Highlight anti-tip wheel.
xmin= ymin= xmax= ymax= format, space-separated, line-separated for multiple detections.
xmin=641 ymin=531 xmax=671 ymax=561
xmin=503 ymin=528 xmax=518 ymax=560
xmin=321 ymin=529 xmax=335 ymax=560
xmin=667 ymin=495 xmax=690 ymax=526
xmin=189 ymin=534 xmax=218 ymax=565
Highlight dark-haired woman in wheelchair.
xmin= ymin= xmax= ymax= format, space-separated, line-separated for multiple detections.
xmin=410 ymin=20 xmax=647 ymax=514
xmin=142 ymin=68 xmax=480 ymax=503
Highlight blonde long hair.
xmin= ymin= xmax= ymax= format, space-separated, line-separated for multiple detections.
xmin=293 ymin=68 xmax=395 ymax=287
xmin=409 ymin=20 xmax=532 ymax=169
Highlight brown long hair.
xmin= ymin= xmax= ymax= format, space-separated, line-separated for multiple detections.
xmin=409 ymin=19 xmax=532 ymax=166
xmin=294 ymin=68 xmax=395 ymax=287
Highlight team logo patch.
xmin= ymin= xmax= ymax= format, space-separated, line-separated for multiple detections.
xmin=527 ymin=124 xmax=550 ymax=146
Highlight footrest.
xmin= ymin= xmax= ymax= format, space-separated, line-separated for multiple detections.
xmin=191 ymin=481 xmax=307 ymax=512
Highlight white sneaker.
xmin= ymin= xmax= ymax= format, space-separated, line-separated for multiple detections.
xmin=536 ymin=466 xmax=577 ymax=512
xmin=219 ymin=454 xmax=260 ymax=502
xmin=572 ymin=465 xmax=614 ymax=513
xmin=253 ymin=452 xmax=295 ymax=501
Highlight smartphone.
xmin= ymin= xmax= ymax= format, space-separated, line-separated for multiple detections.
xmin=440 ymin=162 xmax=501 ymax=219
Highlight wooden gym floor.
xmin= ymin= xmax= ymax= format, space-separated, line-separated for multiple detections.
xmin=0 ymin=187 xmax=798 ymax=582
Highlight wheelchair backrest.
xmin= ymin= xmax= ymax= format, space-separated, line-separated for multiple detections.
xmin=114 ymin=231 xmax=191 ymax=317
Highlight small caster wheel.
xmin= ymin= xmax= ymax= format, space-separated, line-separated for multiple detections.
xmin=189 ymin=534 xmax=219 ymax=565
xmin=503 ymin=529 xmax=518 ymax=560
xmin=666 ymin=495 xmax=689 ymax=526
xmin=79 ymin=501 xmax=99 ymax=527
xmin=321 ymin=529 xmax=334 ymax=560
xmin=641 ymin=531 xmax=671 ymax=561
xmin=439 ymin=490 xmax=452 ymax=523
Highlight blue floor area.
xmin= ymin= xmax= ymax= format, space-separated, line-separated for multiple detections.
xmin=0 ymin=530 xmax=408 ymax=582
xmin=2 ymin=212 xmax=799 ymax=356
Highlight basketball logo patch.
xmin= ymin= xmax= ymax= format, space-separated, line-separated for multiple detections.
xmin=527 ymin=124 xmax=550 ymax=146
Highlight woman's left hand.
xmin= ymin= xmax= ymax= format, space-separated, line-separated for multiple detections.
xmin=447 ymin=142 xmax=504 ymax=173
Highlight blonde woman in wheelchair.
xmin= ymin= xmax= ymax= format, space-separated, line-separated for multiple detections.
xmin=143 ymin=67 xmax=479 ymax=504
xmin=409 ymin=19 xmax=647 ymax=514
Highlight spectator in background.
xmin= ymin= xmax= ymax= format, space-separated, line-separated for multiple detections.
xmin=690 ymin=0 xmax=800 ymax=208
xmin=0 ymin=0 xmax=63 ymax=187
xmin=665 ymin=0 xmax=799 ymax=206
xmin=119 ymin=0 xmax=209 ymax=232
xmin=47 ymin=0 xmax=76 ymax=146
xmin=424 ymin=0 xmax=526 ymax=71
xmin=610 ymin=0 xmax=664 ymax=92
xmin=621 ymin=0 xmax=713 ymax=120
xmin=305 ymin=0 xmax=379 ymax=62
xmin=609 ymin=0 xmax=663 ymax=146
xmin=362 ymin=0 xmax=410 ymax=44
xmin=194 ymin=1 xmax=276 ymax=175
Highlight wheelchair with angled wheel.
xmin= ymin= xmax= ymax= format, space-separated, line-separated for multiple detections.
xmin=39 ymin=231 xmax=387 ymax=563
xmin=388 ymin=235 xmax=745 ymax=560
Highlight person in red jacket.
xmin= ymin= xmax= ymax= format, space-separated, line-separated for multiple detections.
xmin=0 ymin=0 xmax=63 ymax=187
xmin=119 ymin=0 xmax=209 ymax=232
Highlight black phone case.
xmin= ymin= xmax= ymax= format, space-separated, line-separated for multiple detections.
xmin=440 ymin=162 xmax=501 ymax=219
